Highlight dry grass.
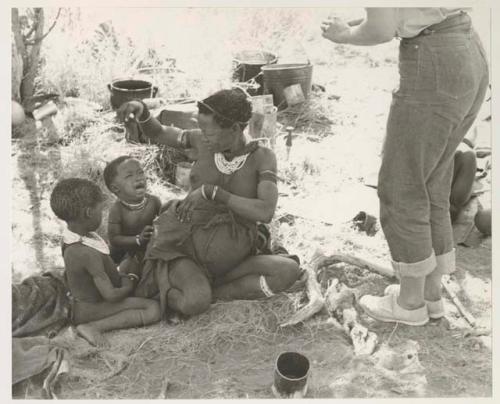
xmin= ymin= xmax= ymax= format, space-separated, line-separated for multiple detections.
xmin=11 ymin=6 xmax=492 ymax=400
xmin=41 ymin=293 xmax=350 ymax=399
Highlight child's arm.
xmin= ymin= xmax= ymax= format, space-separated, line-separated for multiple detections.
xmin=108 ymin=203 xmax=143 ymax=250
xmin=66 ymin=246 xmax=134 ymax=302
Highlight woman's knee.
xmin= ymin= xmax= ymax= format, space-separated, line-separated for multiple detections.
xmin=169 ymin=259 xmax=212 ymax=316
xmin=177 ymin=285 xmax=212 ymax=316
xmin=270 ymin=258 xmax=300 ymax=291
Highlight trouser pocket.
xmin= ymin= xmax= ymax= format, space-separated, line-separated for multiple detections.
xmin=427 ymin=41 xmax=475 ymax=100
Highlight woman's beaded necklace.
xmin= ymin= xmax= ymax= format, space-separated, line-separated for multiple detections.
xmin=214 ymin=152 xmax=249 ymax=175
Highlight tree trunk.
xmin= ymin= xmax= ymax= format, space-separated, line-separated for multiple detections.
xmin=11 ymin=9 xmax=24 ymax=101
xmin=20 ymin=8 xmax=45 ymax=101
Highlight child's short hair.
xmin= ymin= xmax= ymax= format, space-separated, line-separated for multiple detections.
xmin=103 ymin=155 xmax=133 ymax=191
xmin=50 ymin=178 xmax=105 ymax=222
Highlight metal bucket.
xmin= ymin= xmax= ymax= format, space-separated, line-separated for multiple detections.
xmin=107 ymin=78 xmax=158 ymax=110
xmin=272 ymin=351 xmax=310 ymax=398
xmin=262 ymin=63 xmax=313 ymax=109
xmin=232 ymin=50 xmax=278 ymax=96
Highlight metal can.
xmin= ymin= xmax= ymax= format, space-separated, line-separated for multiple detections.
xmin=272 ymin=351 xmax=310 ymax=398
xmin=175 ymin=162 xmax=192 ymax=191
xmin=32 ymin=100 xmax=58 ymax=121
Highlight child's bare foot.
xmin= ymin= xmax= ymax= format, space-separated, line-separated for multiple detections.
xmin=76 ymin=324 xmax=109 ymax=348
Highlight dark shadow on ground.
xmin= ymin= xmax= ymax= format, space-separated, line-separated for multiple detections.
xmin=15 ymin=117 xmax=62 ymax=273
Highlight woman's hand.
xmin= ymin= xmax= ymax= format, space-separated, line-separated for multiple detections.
xmin=176 ymin=187 xmax=204 ymax=223
xmin=321 ymin=17 xmax=352 ymax=43
xmin=116 ymin=100 xmax=144 ymax=123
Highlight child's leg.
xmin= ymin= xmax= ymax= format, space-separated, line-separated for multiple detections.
xmin=74 ymin=297 xmax=160 ymax=347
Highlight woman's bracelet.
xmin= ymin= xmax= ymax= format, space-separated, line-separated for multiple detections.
xmin=136 ymin=99 xmax=152 ymax=123
xmin=201 ymin=184 xmax=208 ymax=200
xmin=137 ymin=111 xmax=152 ymax=124
xmin=135 ymin=234 xmax=142 ymax=246
xmin=202 ymin=184 xmax=219 ymax=201
xmin=211 ymin=185 xmax=218 ymax=201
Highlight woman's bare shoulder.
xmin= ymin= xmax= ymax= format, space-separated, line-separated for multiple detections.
xmin=252 ymin=145 xmax=277 ymax=167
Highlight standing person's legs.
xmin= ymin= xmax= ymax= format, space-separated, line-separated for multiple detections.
xmin=361 ymin=23 xmax=489 ymax=326
xmin=425 ymin=71 xmax=489 ymax=305
xmin=360 ymin=99 xmax=449 ymax=325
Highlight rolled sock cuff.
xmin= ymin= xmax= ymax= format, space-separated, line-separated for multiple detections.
xmin=435 ymin=249 xmax=456 ymax=275
xmin=391 ymin=252 xmax=437 ymax=279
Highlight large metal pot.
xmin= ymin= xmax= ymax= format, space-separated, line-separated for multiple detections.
xmin=107 ymin=78 xmax=158 ymax=110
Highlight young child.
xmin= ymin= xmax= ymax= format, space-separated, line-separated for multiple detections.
xmin=50 ymin=178 xmax=160 ymax=347
xmin=103 ymin=156 xmax=162 ymax=264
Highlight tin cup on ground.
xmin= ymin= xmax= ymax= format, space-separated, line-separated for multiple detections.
xmin=32 ymin=101 xmax=58 ymax=121
xmin=272 ymin=351 xmax=310 ymax=398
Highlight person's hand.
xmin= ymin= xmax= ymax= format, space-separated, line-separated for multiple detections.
xmin=138 ymin=225 xmax=154 ymax=245
xmin=321 ymin=17 xmax=352 ymax=44
xmin=176 ymin=187 xmax=204 ymax=223
xmin=117 ymin=100 xmax=144 ymax=123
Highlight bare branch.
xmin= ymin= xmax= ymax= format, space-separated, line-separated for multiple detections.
xmin=22 ymin=15 xmax=39 ymax=40
xmin=25 ymin=8 xmax=61 ymax=46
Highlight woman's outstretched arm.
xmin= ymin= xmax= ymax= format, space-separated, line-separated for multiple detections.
xmin=116 ymin=100 xmax=187 ymax=147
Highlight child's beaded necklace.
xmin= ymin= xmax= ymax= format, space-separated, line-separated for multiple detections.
xmin=120 ymin=195 xmax=148 ymax=211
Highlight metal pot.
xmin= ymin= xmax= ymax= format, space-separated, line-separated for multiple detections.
xmin=107 ymin=78 xmax=158 ymax=110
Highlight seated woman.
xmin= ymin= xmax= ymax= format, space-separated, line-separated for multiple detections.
xmin=117 ymin=88 xmax=300 ymax=317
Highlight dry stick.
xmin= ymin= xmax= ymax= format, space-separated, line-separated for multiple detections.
xmin=441 ymin=277 xmax=477 ymax=328
xmin=280 ymin=257 xmax=325 ymax=327
xmin=157 ymin=376 xmax=170 ymax=399
xmin=101 ymin=336 xmax=154 ymax=381
xmin=41 ymin=350 xmax=63 ymax=399
xmin=325 ymin=254 xmax=395 ymax=279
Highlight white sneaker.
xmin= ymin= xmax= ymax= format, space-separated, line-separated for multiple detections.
xmin=384 ymin=284 xmax=445 ymax=319
xmin=359 ymin=293 xmax=429 ymax=326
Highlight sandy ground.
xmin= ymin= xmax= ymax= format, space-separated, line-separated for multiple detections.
xmin=11 ymin=53 xmax=491 ymax=398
